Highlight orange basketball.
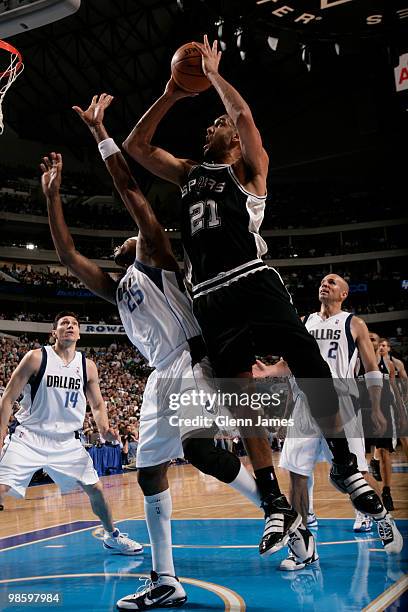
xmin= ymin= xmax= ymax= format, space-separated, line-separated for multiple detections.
xmin=171 ymin=42 xmax=211 ymax=93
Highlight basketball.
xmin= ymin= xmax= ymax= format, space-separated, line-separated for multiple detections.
xmin=171 ymin=42 xmax=211 ymax=93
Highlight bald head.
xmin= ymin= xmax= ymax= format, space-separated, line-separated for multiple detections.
xmin=318 ymin=274 xmax=349 ymax=305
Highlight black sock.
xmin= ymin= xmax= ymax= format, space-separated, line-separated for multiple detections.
xmin=326 ymin=437 xmax=352 ymax=464
xmin=382 ymin=486 xmax=390 ymax=493
xmin=254 ymin=466 xmax=281 ymax=499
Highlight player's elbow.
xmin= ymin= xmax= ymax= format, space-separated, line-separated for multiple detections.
xmin=122 ymin=137 xmax=146 ymax=160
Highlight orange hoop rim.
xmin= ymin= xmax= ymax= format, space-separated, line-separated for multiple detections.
xmin=0 ymin=38 xmax=23 ymax=78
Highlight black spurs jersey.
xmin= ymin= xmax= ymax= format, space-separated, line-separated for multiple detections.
xmin=180 ymin=162 xmax=268 ymax=298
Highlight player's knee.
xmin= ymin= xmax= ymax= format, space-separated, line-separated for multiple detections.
xmin=82 ymin=481 xmax=102 ymax=497
xmin=183 ymin=437 xmax=240 ymax=484
xmin=137 ymin=464 xmax=168 ymax=495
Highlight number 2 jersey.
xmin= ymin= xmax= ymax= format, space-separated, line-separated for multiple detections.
xmin=116 ymin=259 xmax=202 ymax=369
xmin=15 ymin=345 xmax=87 ymax=435
xmin=303 ymin=311 xmax=359 ymax=397
xmin=180 ymin=162 xmax=268 ymax=298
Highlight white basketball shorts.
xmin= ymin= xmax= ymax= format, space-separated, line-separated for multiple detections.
xmin=0 ymin=425 xmax=99 ymax=498
xmin=136 ymin=349 xmax=217 ymax=468
xmin=279 ymin=392 xmax=368 ymax=477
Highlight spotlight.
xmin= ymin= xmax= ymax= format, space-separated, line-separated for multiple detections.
xmin=301 ymin=45 xmax=312 ymax=71
xmin=267 ymin=35 xmax=279 ymax=52
xmin=215 ymin=17 xmax=227 ymax=51
xmin=235 ymin=25 xmax=247 ymax=61
xmin=334 ymin=42 xmax=340 ymax=56
xmin=26 ymin=243 xmax=36 ymax=250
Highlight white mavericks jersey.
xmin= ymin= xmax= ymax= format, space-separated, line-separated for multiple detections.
xmin=116 ymin=260 xmax=202 ymax=369
xmin=304 ymin=310 xmax=359 ymax=396
xmin=16 ymin=345 xmax=87 ymax=435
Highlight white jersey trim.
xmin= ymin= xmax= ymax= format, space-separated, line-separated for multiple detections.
xmin=228 ymin=166 xmax=267 ymax=201
xmin=193 ymin=262 xmax=269 ymax=298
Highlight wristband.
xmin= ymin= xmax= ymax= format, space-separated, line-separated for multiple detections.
xmin=364 ymin=370 xmax=383 ymax=388
xmin=98 ymin=137 xmax=120 ymax=161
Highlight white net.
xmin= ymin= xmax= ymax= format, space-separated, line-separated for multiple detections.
xmin=0 ymin=42 xmax=24 ymax=135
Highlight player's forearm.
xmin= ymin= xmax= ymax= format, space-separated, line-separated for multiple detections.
xmin=46 ymin=193 xmax=77 ymax=264
xmin=0 ymin=398 xmax=13 ymax=443
xmin=367 ymin=385 xmax=382 ymax=414
xmin=207 ymin=71 xmax=251 ymax=125
xmin=123 ymin=93 xmax=177 ymax=154
xmin=91 ymin=402 xmax=110 ymax=436
xmin=89 ymin=122 xmax=110 ymax=145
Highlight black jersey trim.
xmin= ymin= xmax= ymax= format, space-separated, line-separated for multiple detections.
xmin=81 ymin=352 xmax=88 ymax=393
xmin=30 ymin=347 xmax=47 ymax=405
xmin=192 ymin=260 xmax=267 ymax=297
xmin=134 ymin=260 xmax=164 ymax=293
xmin=345 ymin=314 xmax=356 ymax=363
xmin=303 ymin=314 xmax=310 ymax=326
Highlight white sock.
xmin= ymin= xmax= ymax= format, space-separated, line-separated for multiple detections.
xmin=228 ymin=463 xmax=262 ymax=506
xmin=307 ymin=474 xmax=315 ymax=515
xmin=144 ymin=488 xmax=175 ymax=576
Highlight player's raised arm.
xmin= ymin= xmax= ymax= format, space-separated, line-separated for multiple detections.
xmin=352 ymin=317 xmax=386 ymax=435
xmin=122 ymin=78 xmax=196 ymax=185
xmin=193 ymin=35 xmax=269 ymax=186
xmin=0 ymin=351 xmax=39 ymax=445
xmin=73 ymin=94 xmax=177 ymax=270
xmin=41 ymin=152 xmax=117 ymax=304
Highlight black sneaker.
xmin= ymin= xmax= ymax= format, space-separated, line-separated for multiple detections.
xmin=259 ymin=494 xmax=302 ymax=556
xmin=116 ymin=571 xmax=187 ymax=610
xmin=330 ymin=453 xmax=385 ymax=518
xmin=382 ymin=487 xmax=395 ymax=512
xmin=370 ymin=458 xmax=382 ymax=482
xmin=0 ymin=504 xmax=4 ymax=511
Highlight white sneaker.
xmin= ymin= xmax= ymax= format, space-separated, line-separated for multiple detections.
xmin=103 ymin=529 xmax=143 ymax=555
xmin=116 ymin=571 xmax=187 ymax=610
xmin=279 ymin=527 xmax=319 ymax=571
xmin=353 ymin=511 xmax=373 ymax=533
xmin=376 ymin=514 xmax=403 ymax=554
xmin=306 ymin=512 xmax=318 ymax=529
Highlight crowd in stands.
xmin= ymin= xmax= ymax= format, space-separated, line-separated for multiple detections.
xmin=1 ymin=261 xmax=407 ymax=318
xmin=0 ymin=311 xmax=122 ymax=325
xmin=1 ymin=264 xmax=84 ymax=288
xmin=1 ymin=163 xmax=404 ymax=231
xmin=265 ymin=231 xmax=404 ymax=260
xmin=0 ymin=336 xmax=151 ymax=454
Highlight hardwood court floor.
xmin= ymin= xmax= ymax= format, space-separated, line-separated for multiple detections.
xmin=1 ymin=451 xmax=407 ymax=537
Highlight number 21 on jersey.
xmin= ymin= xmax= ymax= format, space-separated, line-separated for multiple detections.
xmin=189 ymin=199 xmax=221 ymax=235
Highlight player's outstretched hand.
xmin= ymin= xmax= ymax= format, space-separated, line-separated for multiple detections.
xmin=192 ymin=34 xmax=221 ymax=78
xmin=40 ymin=152 xmax=63 ymax=199
xmin=164 ymin=76 xmax=198 ymax=99
xmin=72 ymin=93 xmax=114 ymax=128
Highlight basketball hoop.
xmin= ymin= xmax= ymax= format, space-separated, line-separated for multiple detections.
xmin=0 ymin=39 xmax=24 ymax=135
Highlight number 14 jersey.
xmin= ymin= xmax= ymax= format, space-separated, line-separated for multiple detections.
xmin=180 ymin=163 xmax=268 ymax=296
xmin=16 ymin=345 xmax=87 ymax=435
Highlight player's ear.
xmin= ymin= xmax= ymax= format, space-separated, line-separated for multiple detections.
xmin=231 ymin=132 xmax=240 ymax=146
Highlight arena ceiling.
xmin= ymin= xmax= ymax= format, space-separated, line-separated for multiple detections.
xmin=3 ymin=0 xmax=407 ymax=178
